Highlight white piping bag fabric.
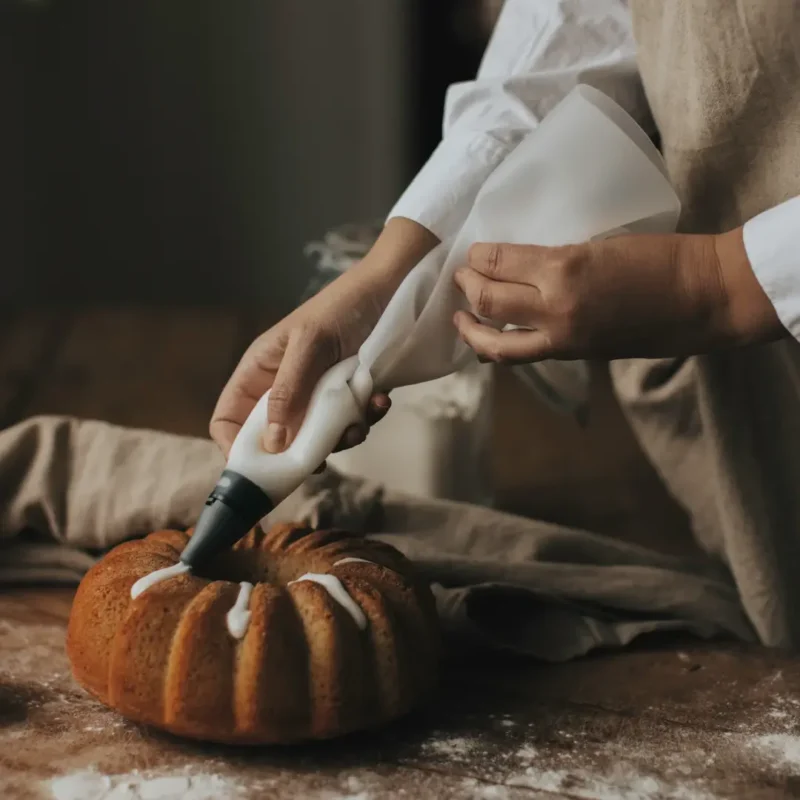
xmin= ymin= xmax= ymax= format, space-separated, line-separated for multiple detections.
xmin=359 ymin=85 xmax=681 ymax=395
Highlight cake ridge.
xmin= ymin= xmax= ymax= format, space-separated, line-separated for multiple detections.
xmin=163 ymin=581 xmax=238 ymax=731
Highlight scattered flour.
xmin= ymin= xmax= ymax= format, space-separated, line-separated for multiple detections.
xmin=422 ymin=722 xmax=719 ymax=799
xmin=507 ymin=764 xmax=714 ymax=800
xmin=48 ymin=769 xmax=245 ymax=800
xmin=476 ymin=789 xmax=510 ymax=800
xmin=515 ymin=744 xmax=538 ymax=764
xmin=313 ymin=774 xmax=372 ymax=800
xmin=507 ymin=768 xmax=570 ymax=794
xmin=735 ymin=690 xmax=800 ymax=773
xmin=422 ymin=735 xmax=478 ymax=759
xmin=460 ymin=778 xmax=511 ymax=799
xmin=344 ymin=775 xmax=364 ymax=793
xmin=748 ymin=734 xmax=800 ymax=770
xmin=471 ymin=786 xmax=511 ymax=799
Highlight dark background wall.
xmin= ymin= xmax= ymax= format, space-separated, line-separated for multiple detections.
xmin=2 ymin=0 xmax=489 ymax=313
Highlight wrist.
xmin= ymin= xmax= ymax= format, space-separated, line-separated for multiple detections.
xmin=360 ymin=217 xmax=440 ymax=283
xmin=713 ymin=227 xmax=784 ymax=345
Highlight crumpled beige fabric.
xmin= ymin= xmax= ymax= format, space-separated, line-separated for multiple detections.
xmin=0 ymin=415 xmax=754 ymax=662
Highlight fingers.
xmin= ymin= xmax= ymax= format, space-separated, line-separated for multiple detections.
xmin=209 ymin=417 xmax=239 ymax=459
xmin=292 ymin=393 xmax=392 ymax=466
xmin=332 ymin=393 xmax=391 ymax=453
xmin=210 ymin=338 xmax=280 ymax=457
xmin=333 ymin=424 xmax=368 ymax=453
xmin=265 ymin=327 xmax=339 ymax=453
xmin=454 ymin=267 xmax=541 ymax=326
xmin=454 ymin=310 xmax=553 ymax=363
xmin=366 ymin=393 xmax=391 ymax=426
xmin=455 ymin=241 xmax=595 ymax=363
xmin=468 ymin=242 xmax=547 ymax=283
xmin=210 ymin=395 xmax=243 ymax=457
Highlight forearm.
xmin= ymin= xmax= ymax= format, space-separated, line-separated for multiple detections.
xmin=282 ymin=217 xmax=438 ymax=336
xmin=360 ymin=217 xmax=440 ymax=285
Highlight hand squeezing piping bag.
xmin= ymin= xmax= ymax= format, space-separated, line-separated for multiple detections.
xmin=179 ymin=355 xmax=373 ymax=567
xmin=179 ymin=84 xmax=681 ymax=570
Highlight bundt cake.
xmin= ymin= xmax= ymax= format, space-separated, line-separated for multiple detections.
xmin=66 ymin=523 xmax=440 ymax=744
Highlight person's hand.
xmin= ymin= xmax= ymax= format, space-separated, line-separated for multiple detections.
xmin=210 ymin=218 xmax=439 ymax=457
xmin=453 ymin=228 xmax=785 ymax=363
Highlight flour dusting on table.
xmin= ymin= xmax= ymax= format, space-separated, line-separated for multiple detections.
xmin=48 ymin=769 xmax=245 ymax=800
xmin=748 ymin=733 xmax=800 ymax=769
xmin=421 ymin=734 xmax=479 ymax=759
xmin=4 ymin=610 xmax=800 ymax=800
xmin=738 ymin=693 xmax=800 ymax=772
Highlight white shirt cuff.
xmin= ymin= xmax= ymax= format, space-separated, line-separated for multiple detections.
xmin=387 ymin=131 xmax=513 ymax=241
xmin=742 ymin=195 xmax=800 ymax=340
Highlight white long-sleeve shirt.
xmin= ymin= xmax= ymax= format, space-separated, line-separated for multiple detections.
xmin=388 ymin=0 xmax=800 ymax=340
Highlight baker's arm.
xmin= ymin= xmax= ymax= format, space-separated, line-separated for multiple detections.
xmin=742 ymin=195 xmax=800 ymax=340
xmin=389 ymin=0 xmax=647 ymax=242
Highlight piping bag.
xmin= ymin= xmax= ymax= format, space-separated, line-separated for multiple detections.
xmin=180 ymin=85 xmax=681 ymax=569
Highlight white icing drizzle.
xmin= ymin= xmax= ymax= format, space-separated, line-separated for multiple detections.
xmin=226 ymin=581 xmax=254 ymax=639
xmin=289 ymin=572 xmax=368 ymax=630
xmin=332 ymin=557 xmax=373 ymax=568
xmin=129 ymin=557 xmax=379 ymax=637
xmin=130 ymin=561 xmax=191 ymax=600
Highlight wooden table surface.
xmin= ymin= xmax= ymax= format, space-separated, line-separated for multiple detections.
xmin=1 ymin=309 xmax=798 ymax=800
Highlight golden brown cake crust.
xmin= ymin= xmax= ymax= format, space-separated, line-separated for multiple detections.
xmin=66 ymin=524 xmax=440 ymax=745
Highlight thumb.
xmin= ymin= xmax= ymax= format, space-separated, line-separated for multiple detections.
xmin=265 ymin=327 xmax=338 ymax=453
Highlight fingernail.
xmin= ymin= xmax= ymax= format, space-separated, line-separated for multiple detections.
xmin=264 ymin=423 xmax=286 ymax=453
xmin=373 ymin=394 xmax=390 ymax=410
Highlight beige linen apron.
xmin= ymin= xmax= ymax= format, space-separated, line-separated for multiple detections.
xmin=614 ymin=0 xmax=800 ymax=646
